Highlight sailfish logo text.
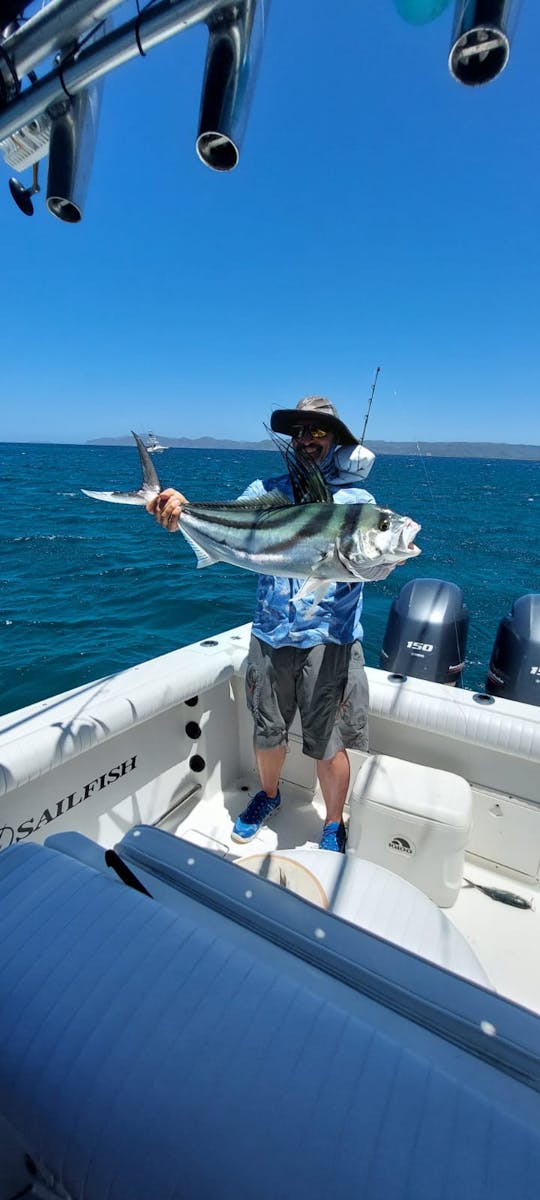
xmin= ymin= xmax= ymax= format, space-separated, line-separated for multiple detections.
xmin=0 ymin=755 xmax=137 ymax=851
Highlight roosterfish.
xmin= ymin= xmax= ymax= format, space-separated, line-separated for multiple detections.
xmin=82 ymin=432 xmax=421 ymax=602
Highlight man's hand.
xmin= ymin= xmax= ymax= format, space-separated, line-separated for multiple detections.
xmin=146 ymin=488 xmax=188 ymax=532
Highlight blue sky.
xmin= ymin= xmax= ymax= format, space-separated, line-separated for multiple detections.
xmin=2 ymin=0 xmax=539 ymax=445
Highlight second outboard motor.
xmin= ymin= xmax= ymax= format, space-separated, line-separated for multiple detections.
xmin=380 ymin=579 xmax=469 ymax=685
xmin=486 ymin=594 xmax=540 ymax=706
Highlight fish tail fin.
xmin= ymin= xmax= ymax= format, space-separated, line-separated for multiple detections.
xmin=131 ymin=432 xmax=163 ymax=493
xmin=81 ymin=432 xmax=163 ymax=505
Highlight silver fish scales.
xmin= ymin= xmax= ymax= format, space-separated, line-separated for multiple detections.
xmin=82 ymin=432 xmax=421 ymax=599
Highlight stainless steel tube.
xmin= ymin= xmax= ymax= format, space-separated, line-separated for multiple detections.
xmin=196 ymin=0 xmax=270 ymax=171
xmin=449 ymin=0 xmax=521 ymax=85
xmin=0 ymin=0 xmax=229 ymax=142
xmin=1 ymin=0 xmax=125 ymax=80
xmin=46 ymin=83 xmax=103 ymax=222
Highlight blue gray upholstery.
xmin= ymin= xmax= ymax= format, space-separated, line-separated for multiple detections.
xmin=0 ymin=837 xmax=539 ymax=1200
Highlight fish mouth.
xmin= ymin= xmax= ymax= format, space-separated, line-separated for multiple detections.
xmin=395 ymin=519 xmax=421 ymax=559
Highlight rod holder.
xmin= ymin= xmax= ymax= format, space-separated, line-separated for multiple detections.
xmin=449 ymin=0 xmax=520 ymax=86
xmin=46 ymin=84 xmax=102 ymax=222
xmin=196 ymin=0 xmax=269 ymax=171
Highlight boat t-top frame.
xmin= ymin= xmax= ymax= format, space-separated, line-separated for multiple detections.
xmin=0 ymin=1 xmax=523 ymax=222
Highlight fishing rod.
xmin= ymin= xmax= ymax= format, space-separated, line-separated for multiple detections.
xmin=360 ymin=366 xmax=381 ymax=446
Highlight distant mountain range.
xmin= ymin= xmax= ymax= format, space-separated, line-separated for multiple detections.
xmin=86 ymin=436 xmax=540 ymax=460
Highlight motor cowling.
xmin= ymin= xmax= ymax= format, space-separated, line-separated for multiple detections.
xmin=380 ymin=578 xmax=469 ymax=685
xmin=486 ymin=594 xmax=540 ymax=706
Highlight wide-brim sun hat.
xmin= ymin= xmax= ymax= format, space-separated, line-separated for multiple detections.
xmin=270 ymin=396 xmax=359 ymax=446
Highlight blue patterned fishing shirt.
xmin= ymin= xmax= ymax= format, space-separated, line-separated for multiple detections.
xmin=237 ymin=452 xmax=376 ymax=649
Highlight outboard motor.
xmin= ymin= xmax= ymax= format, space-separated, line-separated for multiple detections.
xmin=486 ymin=594 xmax=540 ymax=706
xmin=380 ymin=579 xmax=469 ymax=685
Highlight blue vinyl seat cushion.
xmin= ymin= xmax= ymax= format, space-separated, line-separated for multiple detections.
xmin=0 ymin=841 xmax=539 ymax=1200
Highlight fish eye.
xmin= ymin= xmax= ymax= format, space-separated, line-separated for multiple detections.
xmin=378 ymin=514 xmax=391 ymax=532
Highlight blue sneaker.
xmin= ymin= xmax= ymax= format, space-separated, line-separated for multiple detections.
xmin=319 ymin=821 xmax=347 ymax=853
xmin=231 ymin=789 xmax=281 ymax=843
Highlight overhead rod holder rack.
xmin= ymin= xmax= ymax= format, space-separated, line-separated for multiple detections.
xmin=0 ymin=0 xmax=233 ymax=140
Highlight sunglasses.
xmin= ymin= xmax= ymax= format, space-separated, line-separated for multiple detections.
xmin=290 ymin=424 xmax=330 ymax=440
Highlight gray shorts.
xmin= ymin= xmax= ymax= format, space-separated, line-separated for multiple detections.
xmin=245 ymin=635 xmax=369 ymax=761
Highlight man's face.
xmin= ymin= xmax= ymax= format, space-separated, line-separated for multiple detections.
xmin=291 ymin=423 xmax=335 ymax=465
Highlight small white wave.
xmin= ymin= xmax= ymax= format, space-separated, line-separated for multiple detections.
xmin=13 ymin=534 xmax=57 ymax=542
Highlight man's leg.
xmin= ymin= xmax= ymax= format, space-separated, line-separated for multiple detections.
xmin=255 ymin=744 xmax=287 ymax=800
xmin=299 ymin=642 xmax=368 ymax=852
xmin=316 ymin=748 xmax=350 ymax=824
xmin=232 ymin=639 xmax=293 ymax=843
xmin=231 ymin=743 xmax=284 ymax=842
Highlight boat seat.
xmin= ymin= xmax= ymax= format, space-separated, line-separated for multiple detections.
xmin=45 ymin=827 xmax=209 ymax=905
xmin=235 ymin=847 xmax=492 ymax=989
xmin=1 ymin=840 xmax=539 ymax=1200
xmin=47 ymin=826 xmax=491 ymax=988
xmin=45 ymin=830 xmax=109 ymax=874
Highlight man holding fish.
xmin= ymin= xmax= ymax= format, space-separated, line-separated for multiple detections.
xmin=147 ymin=397 xmax=421 ymax=854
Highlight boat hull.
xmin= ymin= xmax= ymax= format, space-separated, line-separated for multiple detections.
xmin=1 ymin=621 xmax=540 ymax=1196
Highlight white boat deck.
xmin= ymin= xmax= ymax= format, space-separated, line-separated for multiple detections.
xmin=162 ymin=774 xmax=540 ymax=1017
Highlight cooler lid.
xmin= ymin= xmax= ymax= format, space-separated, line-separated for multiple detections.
xmin=354 ymin=754 xmax=472 ymax=829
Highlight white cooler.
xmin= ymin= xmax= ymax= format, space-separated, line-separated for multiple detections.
xmin=348 ymin=754 xmax=472 ymax=907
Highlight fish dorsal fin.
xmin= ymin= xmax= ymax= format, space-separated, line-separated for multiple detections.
xmin=269 ymin=432 xmax=333 ymax=504
xmin=225 ymin=489 xmax=291 ymax=510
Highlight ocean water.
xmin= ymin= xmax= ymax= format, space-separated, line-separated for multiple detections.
xmin=0 ymin=443 xmax=538 ymax=718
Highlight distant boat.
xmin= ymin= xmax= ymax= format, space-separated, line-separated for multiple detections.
xmin=145 ymin=432 xmax=168 ymax=453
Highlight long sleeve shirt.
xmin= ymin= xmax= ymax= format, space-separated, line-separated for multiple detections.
xmin=237 ymin=453 xmax=376 ymax=649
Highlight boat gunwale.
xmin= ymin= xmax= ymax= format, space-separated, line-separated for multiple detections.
xmin=1 ymin=624 xmax=539 ymax=799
